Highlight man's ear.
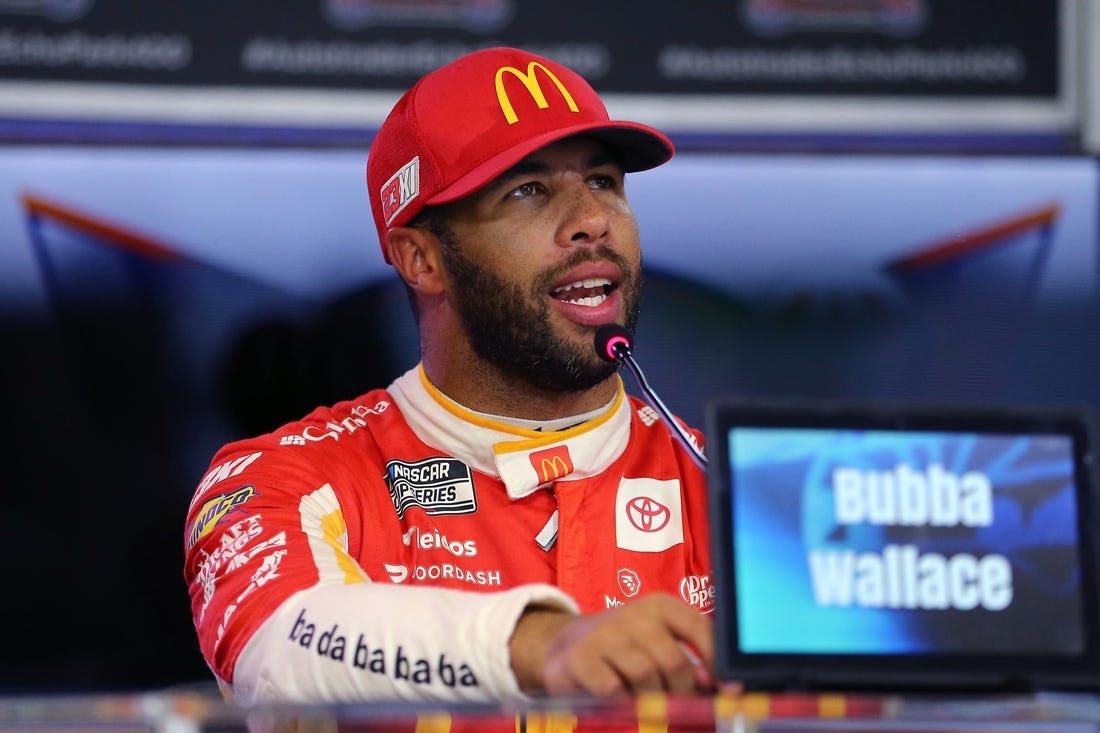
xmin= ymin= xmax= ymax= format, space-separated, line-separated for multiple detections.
xmin=384 ymin=226 xmax=446 ymax=297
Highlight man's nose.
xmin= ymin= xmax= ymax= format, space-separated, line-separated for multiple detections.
xmin=558 ymin=185 xmax=611 ymax=248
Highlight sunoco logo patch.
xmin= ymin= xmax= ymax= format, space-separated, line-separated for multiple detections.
xmin=385 ymin=458 xmax=476 ymax=518
xmin=187 ymin=485 xmax=259 ymax=550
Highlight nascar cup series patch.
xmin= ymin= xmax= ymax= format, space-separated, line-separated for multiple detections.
xmin=385 ymin=457 xmax=477 ymax=518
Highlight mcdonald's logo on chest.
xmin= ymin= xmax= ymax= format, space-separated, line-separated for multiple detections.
xmin=529 ymin=445 xmax=574 ymax=484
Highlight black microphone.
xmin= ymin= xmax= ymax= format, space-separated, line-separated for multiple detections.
xmin=594 ymin=324 xmax=707 ymax=470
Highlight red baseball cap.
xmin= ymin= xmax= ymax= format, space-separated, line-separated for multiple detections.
xmin=366 ymin=46 xmax=674 ymax=262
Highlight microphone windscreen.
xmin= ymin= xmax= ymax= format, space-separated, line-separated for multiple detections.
xmin=594 ymin=323 xmax=633 ymax=363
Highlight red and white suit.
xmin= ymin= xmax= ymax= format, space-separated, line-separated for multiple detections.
xmin=184 ymin=364 xmax=712 ymax=705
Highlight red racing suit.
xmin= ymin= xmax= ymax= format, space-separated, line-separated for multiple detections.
xmin=183 ymin=364 xmax=712 ymax=714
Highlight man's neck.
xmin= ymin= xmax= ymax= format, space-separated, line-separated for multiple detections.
xmin=421 ymin=352 xmax=620 ymax=422
xmin=461 ymin=396 xmax=615 ymax=433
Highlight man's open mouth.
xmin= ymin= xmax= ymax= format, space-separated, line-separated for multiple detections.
xmin=550 ymin=277 xmax=615 ymax=307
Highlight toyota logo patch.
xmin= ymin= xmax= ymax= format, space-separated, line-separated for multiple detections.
xmin=625 ymin=496 xmax=671 ymax=533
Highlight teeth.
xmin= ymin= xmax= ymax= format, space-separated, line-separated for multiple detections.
xmin=552 ymin=277 xmax=611 ymax=293
xmin=562 ymin=293 xmax=608 ymax=307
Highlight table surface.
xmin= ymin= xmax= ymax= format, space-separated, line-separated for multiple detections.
xmin=4 ymin=690 xmax=1100 ymax=733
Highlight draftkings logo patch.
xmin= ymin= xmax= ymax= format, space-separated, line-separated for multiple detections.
xmin=385 ymin=457 xmax=476 ymax=518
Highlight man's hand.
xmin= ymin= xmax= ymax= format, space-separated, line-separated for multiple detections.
xmin=509 ymin=592 xmax=714 ymax=698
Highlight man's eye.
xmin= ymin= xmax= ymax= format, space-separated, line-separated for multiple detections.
xmin=589 ymin=174 xmax=618 ymax=190
xmin=510 ymin=182 xmax=542 ymax=198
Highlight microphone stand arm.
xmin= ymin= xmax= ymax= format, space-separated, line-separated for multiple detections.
xmin=613 ymin=345 xmax=709 ymax=471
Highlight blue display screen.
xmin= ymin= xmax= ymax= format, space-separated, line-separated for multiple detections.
xmin=729 ymin=427 xmax=1084 ymax=656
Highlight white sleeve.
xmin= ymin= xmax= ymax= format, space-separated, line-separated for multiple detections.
xmin=229 ymin=582 xmax=578 ymax=705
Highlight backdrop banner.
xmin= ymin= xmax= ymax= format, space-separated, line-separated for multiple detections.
xmin=0 ymin=0 xmax=1071 ymax=137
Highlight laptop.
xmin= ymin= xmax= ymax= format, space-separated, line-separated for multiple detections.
xmin=705 ymin=398 xmax=1100 ymax=693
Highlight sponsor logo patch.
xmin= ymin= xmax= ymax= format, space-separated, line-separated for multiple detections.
xmin=626 ymin=496 xmax=671 ymax=533
xmin=381 ymin=156 xmax=420 ymax=225
xmin=637 ymin=405 xmax=660 ymax=426
xmin=194 ymin=451 xmax=262 ymax=500
xmin=617 ymin=568 xmax=641 ymax=598
xmin=615 ymin=478 xmax=684 ymax=552
xmin=402 ymin=526 xmax=478 ymax=557
xmin=529 ymin=445 xmax=573 ymax=484
xmin=384 ymin=562 xmax=501 ymax=587
xmin=494 ymin=61 xmax=579 ymax=124
xmin=680 ymin=574 xmax=716 ymax=613
xmin=386 ymin=457 xmax=476 ymax=518
xmin=279 ymin=400 xmax=390 ymax=445
xmin=384 ymin=562 xmax=409 ymax=583
xmin=187 ymin=485 xmax=259 ymax=550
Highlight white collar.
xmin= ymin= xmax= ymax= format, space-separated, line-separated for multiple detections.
xmin=388 ymin=364 xmax=632 ymax=499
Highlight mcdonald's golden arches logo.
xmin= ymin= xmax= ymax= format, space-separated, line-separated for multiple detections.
xmin=529 ymin=445 xmax=574 ymax=484
xmin=494 ymin=61 xmax=579 ymax=125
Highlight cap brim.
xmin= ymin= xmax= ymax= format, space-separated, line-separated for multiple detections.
xmin=426 ymin=120 xmax=673 ymax=207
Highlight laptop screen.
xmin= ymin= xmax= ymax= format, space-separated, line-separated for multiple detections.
xmin=706 ymin=400 xmax=1100 ymax=692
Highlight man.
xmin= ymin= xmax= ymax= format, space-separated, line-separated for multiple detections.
xmin=184 ymin=46 xmax=713 ymax=709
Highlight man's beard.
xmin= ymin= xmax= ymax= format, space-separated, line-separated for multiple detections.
xmin=439 ymin=234 xmax=641 ymax=393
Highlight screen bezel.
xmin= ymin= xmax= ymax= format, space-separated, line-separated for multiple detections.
xmin=706 ymin=398 xmax=1100 ymax=693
